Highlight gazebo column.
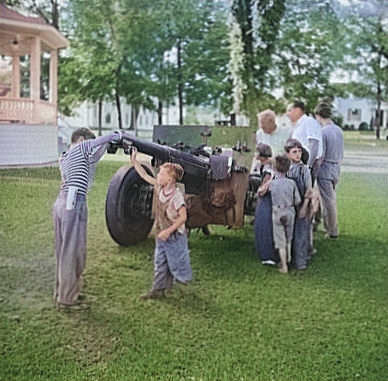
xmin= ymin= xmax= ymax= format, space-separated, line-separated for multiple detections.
xmin=30 ymin=36 xmax=41 ymax=118
xmin=11 ymin=54 xmax=20 ymax=98
xmin=49 ymin=49 xmax=58 ymax=105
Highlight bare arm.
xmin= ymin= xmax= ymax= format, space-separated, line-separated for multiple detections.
xmin=257 ymin=172 xmax=273 ymax=197
xmin=307 ymin=138 xmax=319 ymax=168
xmin=130 ymin=147 xmax=157 ymax=186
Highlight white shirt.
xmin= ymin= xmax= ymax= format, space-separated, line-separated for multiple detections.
xmin=291 ymin=114 xmax=323 ymax=159
xmin=256 ymin=126 xmax=292 ymax=157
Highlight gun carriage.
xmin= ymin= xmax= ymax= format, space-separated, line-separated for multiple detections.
xmin=105 ymin=130 xmax=260 ymax=246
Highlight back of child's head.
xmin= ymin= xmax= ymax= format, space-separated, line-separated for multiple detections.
xmin=256 ymin=143 xmax=272 ymax=158
xmin=274 ymin=154 xmax=291 ymax=174
xmin=71 ymin=128 xmax=96 ymax=143
xmin=314 ymin=102 xmax=332 ymax=119
xmin=161 ymin=163 xmax=184 ymax=182
xmin=284 ymin=138 xmax=303 ymax=153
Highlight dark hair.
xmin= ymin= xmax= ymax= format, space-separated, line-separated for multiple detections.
xmin=274 ymin=155 xmax=291 ymax=174
xmin=256 ymin=143 xmax=272 ymax=158
xmin=71 ymin=128 xmax=96 ymax=143
xmin=315 ymin=102 xmax=332 ymax=119
xmin=284 ymin=138 xmax=303 ymax=153
xmin=292 ymin=101 xmax=305 ymax=112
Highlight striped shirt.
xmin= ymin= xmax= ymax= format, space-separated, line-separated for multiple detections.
xmin=59 ymin=134 xmax=115 ymax=196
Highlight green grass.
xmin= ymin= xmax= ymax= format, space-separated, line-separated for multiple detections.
xmin=0 ymin=132 xmax=387 ymax=381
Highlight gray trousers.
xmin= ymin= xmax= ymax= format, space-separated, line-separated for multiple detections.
xmin=152 ymin=231 xmax=192 ymax=291
xmin=53 ymin=193 xmax=87 ymax=305
xmin=292 ymin=216 xmax=311 ymax=269
xmin=317 ymin=178 xmax=339 ymax=237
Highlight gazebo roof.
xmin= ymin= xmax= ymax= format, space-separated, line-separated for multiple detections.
xmin=0 ymin=3 xmax=69 ymax=56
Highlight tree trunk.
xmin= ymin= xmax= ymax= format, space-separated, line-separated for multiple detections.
xmin=116 ymin=91 xmax=122 ymax=130
xmin=98 ymin=98 xmax=102 ymax=137
xmin=158 ymin=99 xmax=163 ymax=125
xmin=376 ymin=75 xmax=381 ymax=140
xmin=130 ymin=104 xmax=140 ymax=136
xmin=115 ymin=64 xmax=122 ymax=129
xmin=177 ymin=38 xmax=183 ymax=125
xmin=51 ymin=0 xmax=59 ymax=29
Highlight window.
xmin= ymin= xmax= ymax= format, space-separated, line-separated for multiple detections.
xmin=348 ymin=108 xmax=361 ymax=121
xmin=105 ymin=113 xmax=111 ymax=124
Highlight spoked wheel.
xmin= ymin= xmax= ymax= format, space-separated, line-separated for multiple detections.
xmin=105 ymin=165 xmax=154 ymax=246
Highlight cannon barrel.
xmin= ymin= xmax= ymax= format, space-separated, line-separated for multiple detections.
xmin=120 ymin=132 xmax=212 ymax=183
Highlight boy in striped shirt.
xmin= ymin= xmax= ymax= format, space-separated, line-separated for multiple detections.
xmin=53 ymin=128 xmax=121 ymax=310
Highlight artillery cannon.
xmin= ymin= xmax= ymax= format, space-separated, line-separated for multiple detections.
xmin=105 ymin=132 xmax=259 ymax=246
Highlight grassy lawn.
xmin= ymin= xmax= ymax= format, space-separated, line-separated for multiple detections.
xmin=0 ymin=131 xmax=387 ymax=381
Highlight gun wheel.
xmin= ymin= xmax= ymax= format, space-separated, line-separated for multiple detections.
xmin=105 ymin=165 xmax=154 ymax=246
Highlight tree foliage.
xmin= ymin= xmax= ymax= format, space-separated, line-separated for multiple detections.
xmin=274 ymin=0 xmax=348 ymax=113
xmin=335 ymin=0 xmax=388 ymax=137
xmin=5 ymin=0 xmax=388 ymax=131
xmin=230 ymin=0 xmax=286 ymax=122
xmin=57 ymin=0 xmax=232 ymax=127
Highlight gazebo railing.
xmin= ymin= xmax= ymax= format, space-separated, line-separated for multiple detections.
xmin=0 ymin=98 xmax=56 ymax=125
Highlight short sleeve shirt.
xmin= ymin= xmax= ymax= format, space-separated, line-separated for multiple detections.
xmin=291 ymin=114 xmax=323 ymax=159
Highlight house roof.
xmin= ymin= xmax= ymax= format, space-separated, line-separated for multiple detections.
xmin=0 ymin=2 xmax=69 ymax=56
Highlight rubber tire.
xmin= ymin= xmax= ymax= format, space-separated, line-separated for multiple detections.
xmin=105 ymin=165 xmax=154 ymax=246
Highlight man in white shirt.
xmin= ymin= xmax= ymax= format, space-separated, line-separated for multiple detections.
xmin=256 ymin=109 xmax=291 ymax=157
xmin=287 ymin=101 xmax=323 ymax=183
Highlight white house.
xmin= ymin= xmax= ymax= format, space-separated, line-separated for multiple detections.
xmin=333 ymin=96 xmax=388 ymax=132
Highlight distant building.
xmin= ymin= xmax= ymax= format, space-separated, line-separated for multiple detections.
xmin=62 ymin=99 xmax=184 ymax=143
xmin=334 ymin=96 xmax=388 ymax=132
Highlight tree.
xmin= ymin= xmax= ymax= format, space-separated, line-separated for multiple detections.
xmin=275 ymin=0 xmax=348 ymax=114
xmin=338 ymin=0 xmax=388 ymax=138
xmin=230 ymin=0 xmax=286 ymax=125
xmin=135 ymin=0 xmax=232 ymax=125
xmin=58 ymin=1 xmax=120 ymax=134
xmin=59 ymin=0 xmax=232 ymax=128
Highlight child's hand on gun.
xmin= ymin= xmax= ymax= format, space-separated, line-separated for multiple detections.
xmin=131 ymin=146 xmax=138 ymax=161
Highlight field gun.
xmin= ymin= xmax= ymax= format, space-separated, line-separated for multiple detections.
xmin=105 ymin=132 xmax=258 ymax=246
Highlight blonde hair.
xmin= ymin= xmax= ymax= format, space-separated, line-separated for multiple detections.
xmin=161 ymin=163 xmax=184 ymax=182
xmin=258 ymin=109 xmax=276 ymax=134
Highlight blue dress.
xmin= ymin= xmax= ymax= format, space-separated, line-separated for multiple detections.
xmin=254 ymin=193 xmax=277 ymax=263
xmin=253 ymin=163 xmax=277 ymax=264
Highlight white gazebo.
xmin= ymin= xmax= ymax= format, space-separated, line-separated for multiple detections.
xmin=0 ymin=3 xmax=69 ymax=167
